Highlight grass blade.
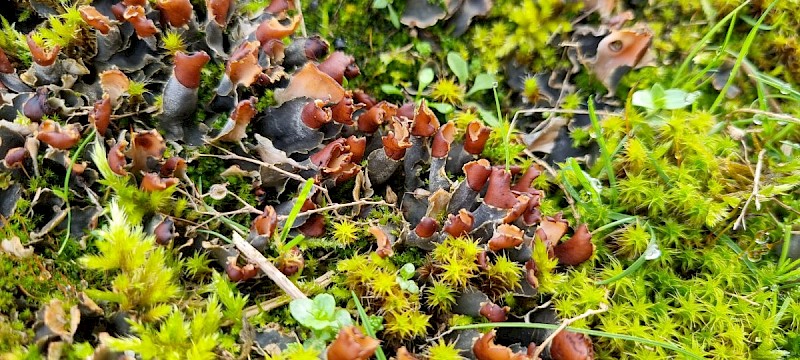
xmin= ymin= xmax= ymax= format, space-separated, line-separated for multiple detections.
xmin=588 ymin=96 xmax=617 ymax=201
xmin=279 ymin=178 xmax=316 ymax=244
xmin=351 ymin=291 xmax=387 ymax=360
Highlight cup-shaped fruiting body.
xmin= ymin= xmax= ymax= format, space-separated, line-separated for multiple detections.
xmin=447 ymin=159 xmax=491 ymax=214
xmin=226 ymin=260 xmax=258 ymax=282
xmin=465 ymin=159 xmax=492 ymax=191
xmin=479 ymin=302 xmax=510 ymax=322
xmin=225 ymin=41 xmax=261 ymax=90
xmin=550 ymin=331 xmax=594 ymax=360
xmin=265 ymin=0 xmax=294 ymax=15
xmin=327 ymin=326 xmax=380 ymax=360
xmin=415 ymin=217 xmax=438 ymax=238
xmin=252 ymin=206 xmax=278 ymax=237
xmin=382 ymin=118 xmax=412 ymax=160
xmin=464 ymin=120 xmax=491 ymax=155
xmin=345 ymin=136 xmax=366 ymax=163
xmin=317 ymin=51 xmax=359 ymax=84
xmin=173 ymin=51 xmax=210 ymax=89
xmin=410 ymin=99 xmax=439 ymax=137
xmin=3 ymin=147 xmax=27 ymax=168
xmin=161 ymin=51 xmax=209 ymax=139
xmin=282 ymin=36 xmax=330 ymax=68
xmin=443 ymin=209 xmax=474 ymax=237
xmin=484 ymin=168 xmax=519 ymax=209
xmin=153 ymin=217 xmax=176 ymax=245
xmin=353 ymin=90 xmax=377 ymax=109
xmin=298 ymin=213 xmax=326 ymax=237
xmin=331 ymin=92 xmax=362 ymax=125
xmin=473 ymin=330 xmax=534 ymax=360
xmin=126 ymin=130 xmax=166 ymax=173
xmin=156 ymin=0 xmax=192 ymax=27
xmin=79 ymin=6 xmax=112 ymax=34
xmin=358 ymin=101 xmax=396 ymax=133
xmin=369 ymin=226 xmax=394 ymax=258
xmin=37 ymin=121 xmax=80 ymax=150
xmin=274 ymin=63 xmax=345 ymax=104
xmin=0 ymin=48 xmax=12 ymax=74
xmin=207 ymin=0 xmax=234 ymax=26
xmin=309 ymin=138 xmax=362 ymax=184
xmin=489 ymin=224 xmax=524 ymax=252
xmin=396 ymin=347 xmax=420 ymax=360
xmin=431 ymin=122 xmax=456 ymax=158
xmin=26 ymin=34 xmax=60 ymax=67
xmin=160 ymin=156 xmax=186 ymax=178
xmin=23 ymin=88 xmax=58 ymax=121
xmin=108 ymin=140 xmax=128 ymax=176
xmin=89 ymin=94 xmax=112 ymax=135
xmin=512 ymin=165 xmax=542 ymax=194
xmin=99 ymin=69 xmax=130 ymax=106
xmin=301 ymin=99 xmax=333 ymax=129
xmin=216 ymin=97 xmax=257 ymax=142
xmin=554 ymin=224 xmax=594 ymax=266
xmin=536 ymin=213 xmax=569 ymax=250
xmin=123 ymin=6 xmax=159 ymax=38
xmin=256 ymin=15 xmax=301 ymax=44
xmin=140 ymin=172 xmax=179 ymax=191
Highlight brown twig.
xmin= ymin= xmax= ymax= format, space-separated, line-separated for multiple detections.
xmin=232 ymin=232 xmax=307 ymax=300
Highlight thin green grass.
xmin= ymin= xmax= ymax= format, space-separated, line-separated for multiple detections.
xmin=278 ymin=178 xmax=315 ymax=246
xmin=58 ymin=128 xmax=97 ymax=255
xmin=351 ymin=291 xmax=387 ymax=360
xmin=588 ymin=96 xmax=617 ymax=202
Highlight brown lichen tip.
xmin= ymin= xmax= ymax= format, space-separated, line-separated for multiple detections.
xmin=3 ymin=147 xmax=27 ymax=168
xmin=37 ymin=121 xmax=81 ymax=150
xmin=536 ymin=213 xmax=569 ymax=250
xmin=219 ymin=97 xmax=257 ymax=142
xmin=410 ymin=99 xmax=440 ymax=137
xmin=327 ymin=326 xmax=380 ymax=360
xmin=265 ymin=0 xmax=294 ymax=14
xmin=369 ymin=226 xmax=394 ymax=258
xmin=274 ymin=63 xmax=345 ymax=104
xmin=108 ymin=140 xmax=128 ymax=176
xmin=227 ymin=41 xmax=261 ymax=88
xmin=431 ymin=122 xmax=456 ymax=158
xmin=256 ymin=15 xmax=301 ymax=44
xmin=299 ymin=213 xmax=326 ymax=237
xmin=331 ymin=92 xmax=363 ymax=125
xmin=252 ymin=205 xmax=278 ymax=237
xmin=26 ymin=34 xmax=60 ymax=67
xmin=278 ymin=247 xmax=304 ymax=276
xmin=156 ymin=0 xmax=193 ymax=27
xmin=396 ymin=347 xmax=420 ymax=360
xmin=464 ymin=159 xmax=492 ymax=191
xmin=100 ymin=69 xmax=130 ymax=103
xmin=153 ymin=218 xmax=176 ymax=245
xmin=479 ymin=301 xmax=510 ymax=322
xmin=89 ymin=94 xmax=112 ymax=134
xmin=78 ymin=6 xmax=112 ymax=35
xmin=554 ymin=224 xmax=595 ymax=266
xmin=592 ymin=27 xmax=653 ymax=92
xmin=484 ymin=168 xmax=518 ymax=209
xmin=160 ymin=156 xmax=186 ymax=178
xmin=23 ymin=88 xmax=56 ymax=121
xmin=464 ymin=120 xmax=491 ymax=155
xmin=141 ymin=172 xmax=179 ymax=191
xmin=415 ymin=217 xmax=438 ymax=238
xmin=488 ymin=224 xmax=524 ymax=252
xmin=173 ymin=51 xmax=210 ymax=89
xmin=0 ymin=48 xmax=13 ymax=74
xmin=301 ymin=99 xmax=333 ymax=129
xmin=127 ymin=130 xmax=166 ymax=172
xmin=226 ymin=260 xmax=258 ymax=282
xmin=396 ymin=102 xmax=415 ymax=120
xmin=303 ymin=36 xmax=330 ymax=61
xmin=123 ymin=6 xmax=159 ymax=38
xmin=550 ymin=331 xmax=595 ymax=360
xmin=317 ymin=51 xmax=360 ymax=84
xmin=382 ymin=118 xmax=412 ymax=160
xmin=353 ymin=90 xmax=377 ymax=109
xmin=358 ymin=101 xmax=397 ymax=133
xmin=207 ymin=0 xmax=234 ymax=27
xmin=443 ymin=209 xmax=474 ymax=237
xmin=345 ymin=135 xmax=366 ymax=163
xmin=512 ymin=165 xmax=542 ymax=194
xmin=473 ymin=330 xmax=534 ymax=360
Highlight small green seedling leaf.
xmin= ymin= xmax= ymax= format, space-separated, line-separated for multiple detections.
xmin=418 ymin=68 xmax=435 ymax=93
xmin=372 ymin=0 xmax=388 ymax=9
xmin=381 ymin=84 xmax=404 ymax=96
xmin=447 ymin=52 xmax=469 ymax=86
xmin=387 ymin=4 xmax=400 ymax=29
xmin=632 ymin=83 xmax=701 ymax=110
xmin=400 ymin=263 xmax=415 ymax=280
xmin=466 ymin=73 xmax=496 ymax=96
xmin=428 ymin=102 xmax=454 ymax=114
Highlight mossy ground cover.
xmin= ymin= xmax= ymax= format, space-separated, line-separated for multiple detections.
xmin=1 ymin=0 xmax=799 ymax=359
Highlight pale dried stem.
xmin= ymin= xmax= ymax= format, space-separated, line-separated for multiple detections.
xmin=243 ymin=271 xmax=334 ymax=317
xmin=531 ymin=303 xmax=608 ymax=359
xmin=232 ymin=232 xmax=307 ymax=300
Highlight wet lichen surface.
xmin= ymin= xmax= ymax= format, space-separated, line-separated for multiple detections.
xmin=1 ymin=0 xmax=800 ymax=359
